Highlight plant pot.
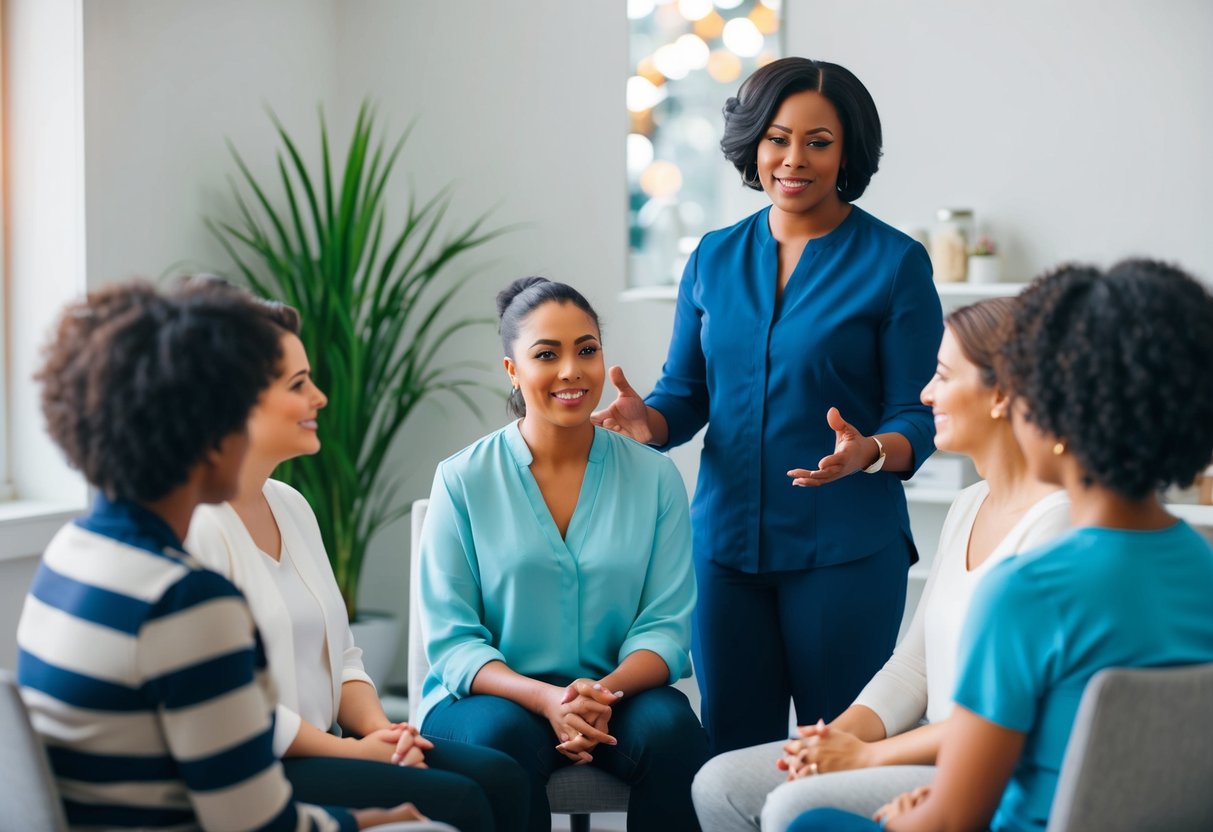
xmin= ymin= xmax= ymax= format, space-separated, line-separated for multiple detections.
xmin=967 ymin=254 xmax=1001 ymax=284
xmin=350 ymin=610 xmax=402 ymax=688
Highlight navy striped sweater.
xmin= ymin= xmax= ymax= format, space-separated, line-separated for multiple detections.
xmin=16 ymin=495 xmax=355 ymax=832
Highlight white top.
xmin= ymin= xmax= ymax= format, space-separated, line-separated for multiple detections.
xmin=853 ymin=481 xmax=1071 ymax=734
xmin=186 ymin=479 xmax=374 ymax=755
xmin=264 ymin=539 xmax=334 ymax=734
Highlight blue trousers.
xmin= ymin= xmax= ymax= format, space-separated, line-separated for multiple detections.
xmin=693 ymin=535 xmax=910 ymax=755
xmin=787 ymin=807 xmax=884 ymax=831
xmin=282 ymin=737 xmax=529 ymax=832
xmin=423 ymin=682 xmax=708 ymax=832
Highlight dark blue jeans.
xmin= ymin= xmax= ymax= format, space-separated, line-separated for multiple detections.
xmin=693 ymin=535 xmax=911 ymax=755
xmin=423 ymin=682 xmax=708 ymax=832
xmin=283 ymin=737 xmax=529 ymax=832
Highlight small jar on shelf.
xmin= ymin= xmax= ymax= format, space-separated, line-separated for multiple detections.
xmin=930 ymin=208 xmax=974 ymax=283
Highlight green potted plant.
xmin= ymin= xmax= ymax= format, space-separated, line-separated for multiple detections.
xmin=211 ymin=103 xmax=505 ymax=676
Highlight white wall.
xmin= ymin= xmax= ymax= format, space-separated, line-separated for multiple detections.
xmin=6 ymin=0 xmax=1211 ymax=679
xmin=82 ymin=0 xmax=342 ymax=284
xmin=789 ymin=0 xmax=1213 ymax=281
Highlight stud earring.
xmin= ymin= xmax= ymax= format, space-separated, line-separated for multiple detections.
xmin=1052 ymin=441 xmax=1066 ymax=456
xmin=991 ymin=407 xmax=1003 ymax=420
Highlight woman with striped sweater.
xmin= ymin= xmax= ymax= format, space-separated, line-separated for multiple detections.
xmin=16 ymin=278 xmax=430 ymax=831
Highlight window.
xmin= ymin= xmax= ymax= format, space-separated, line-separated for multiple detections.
xmin=1 ymin=4 xmax=13 ymax=501
xmin=626 ymin=0 xmax=783 ymax=289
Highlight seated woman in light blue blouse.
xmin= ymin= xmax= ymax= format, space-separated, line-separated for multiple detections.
xmin=789 ymin=259 xmax=1213 ymax=832
xmin=417 ymin=276 xmax=708 ymax=832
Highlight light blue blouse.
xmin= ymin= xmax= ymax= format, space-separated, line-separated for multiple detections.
xmin=416 ymin=422 xmax=696 ymax=727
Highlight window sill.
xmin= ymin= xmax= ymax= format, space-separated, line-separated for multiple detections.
xmin=0 ymin=500 xmax=83 ymax=562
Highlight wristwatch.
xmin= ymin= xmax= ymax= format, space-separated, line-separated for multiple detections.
xmin=863 ymin=435 xmax=886 ymax=474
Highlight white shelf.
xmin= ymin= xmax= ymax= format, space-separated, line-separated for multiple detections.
xmin=620 ymin=281 xmax=1027 ymax=304
xmin=934 ymin=282 xmax=1027 ymax=298
xmin=906 ymin=484 xmax=1213 ymax=528
xmin=1168 ymin=503 xmax=1213 ymax=527
xmin=620 ymin=285 xmax=678 ymax=303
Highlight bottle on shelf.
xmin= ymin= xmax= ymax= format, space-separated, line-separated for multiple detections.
xmin=930 ymin=208 xmax=974 ymax=283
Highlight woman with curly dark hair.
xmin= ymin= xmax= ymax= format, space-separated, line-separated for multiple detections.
xmin=15 ymin=278 xmax=432 ymax=831
xmin=789 ymin=259 xmax=1213 ymax=832
xmin=594 ymin=57 xmax=943 ymax=754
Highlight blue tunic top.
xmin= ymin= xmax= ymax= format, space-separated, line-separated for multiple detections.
xmin=646 ymin=205 xmax=942 ymax=573
xmin=416 ymin=422 xmax=696 ymax=727
xmin=955 ymin=522 xmax=1213 ymax=832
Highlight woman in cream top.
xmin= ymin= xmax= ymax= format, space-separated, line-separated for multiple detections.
xmin=693 ymin=298 xmax=1069 ymax=832
xmin=187 ymin=300 xmax=527 ymax=832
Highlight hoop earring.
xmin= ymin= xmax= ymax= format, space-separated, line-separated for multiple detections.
xmin=742 ymin=162 xmax=760 ymax=188
xmin=836 ymin=167 xmax=849 ymax=194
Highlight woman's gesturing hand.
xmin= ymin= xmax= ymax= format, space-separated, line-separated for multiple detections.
xmin=591 ymin=366 xmax=654 ymax=444
xmin=788 ymin=407 xmax=880 ymax=486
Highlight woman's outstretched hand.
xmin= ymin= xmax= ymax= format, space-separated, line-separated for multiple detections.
xmin=788 ymin=407 xmax=880 ymax=487
xmin=592 ymin=366 xmax=654 ymax=444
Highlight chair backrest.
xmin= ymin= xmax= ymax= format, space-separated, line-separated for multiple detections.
xmin=0 ymin=671 xmax=70 ymax=831
xmin=408 ymin=498 xmax=430 ymax=725
xmin=1047 ymin=663 xmax=1213 ymax=832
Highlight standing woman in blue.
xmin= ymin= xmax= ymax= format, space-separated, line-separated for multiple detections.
xmin=418 ymin=277 xmax=708 ymax=832
xmin=594 ymin=57 xmax=943 ymax=754
xmin=789 ymin=260 xmax=1213 ymax=832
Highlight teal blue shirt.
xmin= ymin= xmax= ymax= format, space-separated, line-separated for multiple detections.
xmin=416 ymin=422 xmax=696 ymax=726
xmin=954 ymin=522 xmax=1213 ymax=832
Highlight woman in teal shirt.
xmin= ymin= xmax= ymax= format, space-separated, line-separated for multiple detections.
xmin=790 ymin=259 xmax=1213 ymax=832
xmin=419 ymin=277 xmax=707 ymax=832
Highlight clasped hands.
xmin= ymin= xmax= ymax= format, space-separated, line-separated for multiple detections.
xmin=545 ymin=678 xmax=623 ymax=765
xmin=779 ymin=722 xmax=928 ymax=826
xmin=776 ymin=720 xmax=874 ymax=780
xmin=356 ymin=722 xmax=434 ymax=768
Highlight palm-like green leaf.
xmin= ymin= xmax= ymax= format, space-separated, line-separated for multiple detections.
xmin=211 ymin=102 xmax=506 ymax=619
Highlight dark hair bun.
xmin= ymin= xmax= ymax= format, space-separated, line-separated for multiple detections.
xmin=496 ymin=276 xmax=551 ymax=320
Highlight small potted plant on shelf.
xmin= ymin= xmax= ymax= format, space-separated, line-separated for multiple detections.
xmin=967 ymin=234 xmax=1001 ymax=284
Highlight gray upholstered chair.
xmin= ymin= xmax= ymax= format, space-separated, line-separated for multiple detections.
xmin=1047 ymin=663 xmax=1213 ymax=832
xmin=0 ymin=670 xmax=71 ymax=831
xmin=409 ymin=499 xmax=630 ymax=832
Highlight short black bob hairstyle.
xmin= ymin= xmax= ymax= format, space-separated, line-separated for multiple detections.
xmin=36 ymin=277 xmax=284 ymax=503
xmin=999 ymin=259 xmax=1213 ymax=501
xmin=721 ymin=56 xmax=882 ymax=203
